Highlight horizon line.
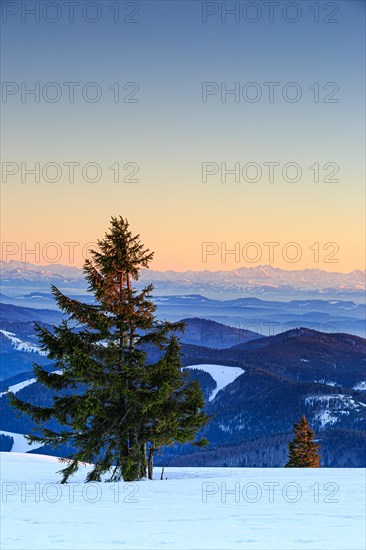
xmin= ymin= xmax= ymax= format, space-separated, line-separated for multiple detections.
xmin=0 ymin=259 xmax=365 ymax=277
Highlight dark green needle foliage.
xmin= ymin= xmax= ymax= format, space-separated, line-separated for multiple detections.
xmin=9 ymin=217 xmax=209 ymax=482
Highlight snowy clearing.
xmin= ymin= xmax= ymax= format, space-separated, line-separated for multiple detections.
xmin=0 ymin=330 xmax=46 ymax=356
xmin=0 ymin=453 xmax=365 ymax=550
xmin=184 ymin=364 xmax=244 ymax=401
xmin=0 ymin=431 xmax=43 ymax=453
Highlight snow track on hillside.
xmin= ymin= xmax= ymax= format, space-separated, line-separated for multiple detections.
xmin=184 ymin=364 xmax=244 ymax=400
xmin=0 ymin=330 xmax=46 ymax=356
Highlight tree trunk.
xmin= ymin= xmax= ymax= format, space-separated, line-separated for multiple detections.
xmin=147 ymin=445 xmax=155 ymax=480
xmin=119 ymin=439 xmax=131 ymax=481
xmin=123 ymin=431 xmax=141 ymax=481
xmin=140 ymin=442 xmax=147 ymax=478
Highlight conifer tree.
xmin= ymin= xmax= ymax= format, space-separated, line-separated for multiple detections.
xmin=9 ymin=216 xmax=209 ymax=482
xmin=138 ymin=336 xmax=209 ymax=479
xmin=285 ymin=415 xmax=321 ymax=467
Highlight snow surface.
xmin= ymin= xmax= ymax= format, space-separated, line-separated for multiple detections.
xmin=0 ymin=431 xmax=43 ymax=453
xmin=0 ymin=330 xmax=46 ymax=356
xmin=314 ymin=379 xmax=339 ymax=387
xmin=184 ymin=364 xmax=244 ymax=401
xmin=0 ymin=453 xmax=365 ymax=550
xmin=0 ymin=371 xmax=62 ymax=398
xmin=0 ymin=378 xmax=37 ymax=398
xmin=354 ymin=381 xmax=366 ymax=391
xmin=305 ymin=394 xmax=366 ymax=428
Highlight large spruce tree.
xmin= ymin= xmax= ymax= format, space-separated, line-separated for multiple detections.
xmin=285 ymin=415 xmax=321 ymax=468
xmin=9 ymin=217 xmax=208 ymax=482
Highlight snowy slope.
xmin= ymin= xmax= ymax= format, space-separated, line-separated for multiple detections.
xmin=0 ymin=431 xmax=43 ymax=453
xmin=184 ymin=364 xmax=244 ymax=400
xmin=0 ymin=329 xmax=46 ymax=355
xmin=0 ymin=370 xmax=62 ymax=398
xmin=0 ymin=378 xmax=37 ymax=398
xmin=305 ymin=394 xmax=366 ymax=428
xmin=1 ymin=453 xmax=365 ymax=550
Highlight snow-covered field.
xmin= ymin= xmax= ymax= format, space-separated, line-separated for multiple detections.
xmin=1 ymin=453 xmax=365 ymax=550
xmin=0 ymin=431 xmax=43 ymax=453
xmin=184 ymin=364 xmax=243 ymax=401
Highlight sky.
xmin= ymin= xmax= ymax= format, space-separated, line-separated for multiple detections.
xmin=1 ymin=0 xmax=365 ymax=272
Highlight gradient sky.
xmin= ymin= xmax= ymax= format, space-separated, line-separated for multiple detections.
xmin=1 ymin=0 xmax=365 ymax=272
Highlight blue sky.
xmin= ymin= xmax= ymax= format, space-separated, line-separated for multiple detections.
xmin=1 ymin=0 xmax=365 ymax=271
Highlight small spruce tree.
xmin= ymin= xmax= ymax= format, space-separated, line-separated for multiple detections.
xmin=138 ymin=336 xmax=209 ymax=479
xmin=285 ymin=415 xmax=321 ymax=467
xmin=9 ymin=216 xmax=209 ymax=482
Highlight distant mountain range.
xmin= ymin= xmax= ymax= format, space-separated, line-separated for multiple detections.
xmin=0 ymin=261 xmax=82 ymax=283
xmin=140 ymin=265 xmax=366 ymax=301
xmin=163 ymin=328 xmax=366 ymax=467
xmin=1 ymin=305 xmax=365 ymax=466
xmin=1 ymin=260 xmax=365 ymax=301
xmin=0 ymin=307 xmax=261 ymax=381
xmin=2 ymin=292 xmax=364 ymax=337
xmin=1 ymin=269 xmax=365 ymax=467
xmin=153 ymin=295 xmax=366 ymax=338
